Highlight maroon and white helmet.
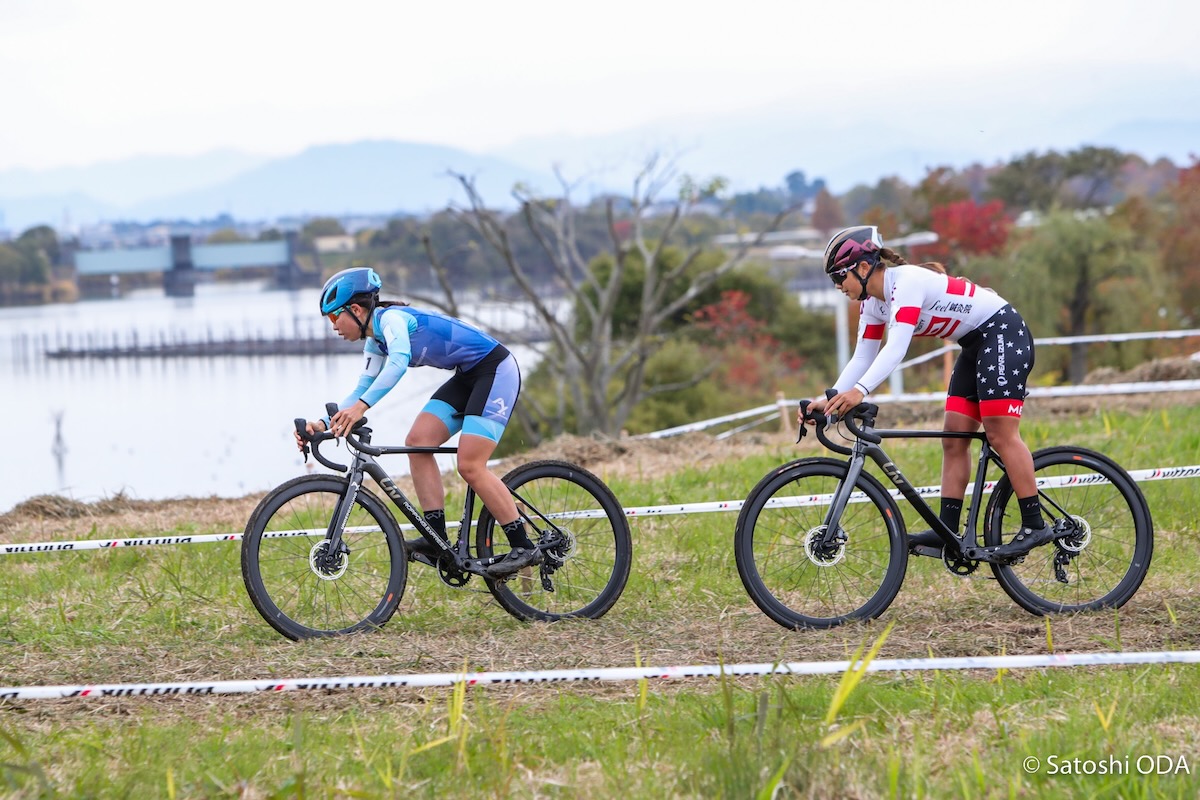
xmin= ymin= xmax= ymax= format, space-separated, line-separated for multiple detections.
xmin=823 ymin=226 xmax=883 ymax=276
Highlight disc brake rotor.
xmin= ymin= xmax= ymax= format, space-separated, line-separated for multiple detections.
xmin=309 ymin=540 xmax=348 ymax=580
xmin=1055 ymin=515 xmax=1092 ymax=553
xmin=803 ymin=525 xmax=847 ymax=566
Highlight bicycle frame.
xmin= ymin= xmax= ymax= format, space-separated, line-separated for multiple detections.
xmin=300 ymin=420 xmax=495 ymax=572
xmin=806 ymin=399 xmax=1027 ymax=562
xmin=823 ymin=426 xmax=997 ymax=556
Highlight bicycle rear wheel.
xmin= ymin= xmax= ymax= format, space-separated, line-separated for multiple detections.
xmin=241 ymin=475 xmax=407 ymax=640
xmin=734 ymin=458 xmax=907 ymax=630
xmin=984 ymin=446 xmax=1153 ymax=614
xmin=476 ymin=460 xmax=631 ymax=621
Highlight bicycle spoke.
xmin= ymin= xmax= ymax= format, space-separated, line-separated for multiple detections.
xmin=242 ymin=476 xmax=405 ymax=640
xmin=736 ymin=460 xmax=906 ymax=629
xmin=479 ymin=460 xmax=631 ymax=621
xmin=986 ymin=447 xmax=1152 ymax=614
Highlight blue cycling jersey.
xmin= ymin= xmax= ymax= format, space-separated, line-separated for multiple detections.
xmin=340 ymin=305 xmax=502 ymax=411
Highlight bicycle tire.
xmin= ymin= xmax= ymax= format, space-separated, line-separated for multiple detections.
xmin=476 ymin=460 xmax=632 ymax=621
xmin=984 ymin=446 xmax=1153 ymax=614
xmin=734 ymin=457 xmax=908 ymax=630
xmin=241 ymin=474 xmax=408 ymax=640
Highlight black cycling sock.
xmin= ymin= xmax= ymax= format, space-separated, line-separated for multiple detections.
xmin=501 ymin=519 xmax=535 ymax=550
xmin=423 ymin=509 xmax=446 ymax=539
xmin=1017 ymin=495 xmax=1044 ymax=529
xmin=939 ymin=498 xmax=964 ymax=533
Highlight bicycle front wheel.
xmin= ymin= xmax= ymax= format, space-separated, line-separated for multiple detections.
xmin=241 ymin=475 xmax=407 ymax=640
xmin=734 ymin=458 xmax=907 ymax=630
xmin=476 ymin=460 xmax=632 ymax=621
xmin=984 ymin=446 xmax=1153 ymax=614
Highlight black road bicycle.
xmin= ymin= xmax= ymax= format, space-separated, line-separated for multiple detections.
xmin=735 ymin=396 xmax=1153 ymax=630
xmin=242 ymin=404 xmax=632 ymax=640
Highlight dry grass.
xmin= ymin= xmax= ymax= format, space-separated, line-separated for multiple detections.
xmin=3 ymin=386 xmax=1197 ymax=728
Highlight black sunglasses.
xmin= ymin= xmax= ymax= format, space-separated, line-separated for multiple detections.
xmin=830 ymin=266 xmax=855 ymax=285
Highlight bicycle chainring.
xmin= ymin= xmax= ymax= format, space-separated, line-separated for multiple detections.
xmin=941 ymin=550 xmax=979 ymax=576
xmin=437 ymin=558 xmax=471 ymax=588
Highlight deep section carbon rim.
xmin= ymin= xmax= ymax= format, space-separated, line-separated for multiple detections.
xmin=477 ymin=460 xmax=632 ymax=621
xmin=241 ymin=475 xmax=406 ymax=639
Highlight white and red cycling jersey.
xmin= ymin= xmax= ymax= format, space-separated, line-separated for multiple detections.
xmin=834 ymin=264 xmax=1008 ymax=395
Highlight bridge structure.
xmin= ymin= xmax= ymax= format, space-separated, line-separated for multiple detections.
xmin=73 ymin=232 xmax=311 ymax=297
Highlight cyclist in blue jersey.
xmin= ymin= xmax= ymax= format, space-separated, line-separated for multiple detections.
xmin=295 ymin=267 xmax=540 ymax=578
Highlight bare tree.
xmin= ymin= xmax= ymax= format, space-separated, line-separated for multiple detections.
xmin=421 ymin=156 xmax=800 ymax=440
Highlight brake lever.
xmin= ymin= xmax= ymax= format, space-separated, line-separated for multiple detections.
xmin=796 ymin=400 xmax=811 ymax=443
xmin=822 ymin=387 xmax=841 ymax=429
xmin=294 ymin=418 xmax=311 ymax=463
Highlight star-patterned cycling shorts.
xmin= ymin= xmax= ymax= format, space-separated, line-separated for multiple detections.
xmin=945 ymin=304 xmax=1035 ymax=421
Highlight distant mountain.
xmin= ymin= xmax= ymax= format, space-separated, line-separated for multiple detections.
xmin=0 ymin=141 xmax=556 ymax=232
xmin=0 ymin=192 xmax=118 ymax=234
xmin=493 ymin=111 xmax=1200 ymax=195
xmin=2 ymin=108 xmax=1197 ymax=235
xmin=0 ymin=149 xmax=269 ymax=209
xmin=125 ymin=140 xmax=558 ymax=222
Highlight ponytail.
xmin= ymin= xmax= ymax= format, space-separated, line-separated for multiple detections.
xmin=879 ymin=246 xmax=947 ymax=275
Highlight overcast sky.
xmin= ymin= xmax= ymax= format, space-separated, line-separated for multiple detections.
xmin=2 ymin=0 xmax=1198 ymax=173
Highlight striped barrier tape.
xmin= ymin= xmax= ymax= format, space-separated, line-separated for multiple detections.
xmin=4 ymin=464 xmax=1199 ymax=555
xmin=644 ymin=379 xmax=1200 ymax=438
xmin=3 ymin=649 xmax=1198 ymax=701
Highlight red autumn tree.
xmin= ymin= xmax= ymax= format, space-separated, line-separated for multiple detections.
xmin=911 ymin=199 xmax=1011 ymax=267
xmin=1160 ymin=158 xmax=1200 ymax=322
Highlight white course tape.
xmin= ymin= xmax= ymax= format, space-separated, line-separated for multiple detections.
xmin=3 ymin=650 xmax=1198 ymax=701
xmin=5 ymin=465 xmax=1200 ymax=554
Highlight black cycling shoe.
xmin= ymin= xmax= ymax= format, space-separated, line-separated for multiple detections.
xmin=987 ymin=523 xmax=1056 ymax=561
xmin=485 ymin=547 xmax=543 ymax=579
xmin=404 ymin=537 xmax=441 ymax=563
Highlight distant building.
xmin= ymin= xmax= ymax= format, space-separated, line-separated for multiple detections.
xmin=314 ymin=235 xmax=356 ymax=254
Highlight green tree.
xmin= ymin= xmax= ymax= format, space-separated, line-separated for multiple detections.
xmin=986 ymin=149 xmax=1068 ymax=212
xmin=300 ymin=217 xmax=346 ymax=251
xmin=16 ymin=225 xmax=61 ymax=266
xmin=987 ymin=211 xmax=1165 ymax=383
xmin=206 ymin=228 xmax=247 ymax=244
xmin=1062 ymin=146 xmax=1127 ymax=208
xmin=0 ymin=243 xmax=23 ymax=286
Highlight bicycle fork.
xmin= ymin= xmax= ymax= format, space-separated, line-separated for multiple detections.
xmin=818 ymin=447 xmax=871 ymax=555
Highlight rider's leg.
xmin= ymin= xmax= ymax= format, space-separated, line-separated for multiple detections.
xmin=940 ymin=407 xmax=980 ymax=532
xmin=457 ymin=432 xmax=535 ymax=545
xmin=980 ymin=414 xmax=1044 ymax=530
xmin=406 ymin=411 xmax=451 ymax=516
xmin=402 ymin=411 xmax=454 ymax=560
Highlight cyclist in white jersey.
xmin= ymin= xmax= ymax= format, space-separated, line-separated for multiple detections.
xmin=295 ymin=267 xmax=540 ymax=578
xmin=807 ymin=226 xmax=1055 ymax=559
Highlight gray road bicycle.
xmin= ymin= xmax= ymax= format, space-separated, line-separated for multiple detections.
xmin=735 ymin=395 xmax=1153 ymax=630
xmin=242 ymin=404 xmax=632 ymax=640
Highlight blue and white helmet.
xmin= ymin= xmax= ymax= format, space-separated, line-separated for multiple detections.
xmin=319 ymin=267 xmax=381 ymax=314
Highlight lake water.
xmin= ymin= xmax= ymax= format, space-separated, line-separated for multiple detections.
xmin=0 ymin=283 xmax=538 ymax=514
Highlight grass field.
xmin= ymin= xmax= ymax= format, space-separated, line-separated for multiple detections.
xmin=2 ymin=397 xmax=1199 ymax=798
